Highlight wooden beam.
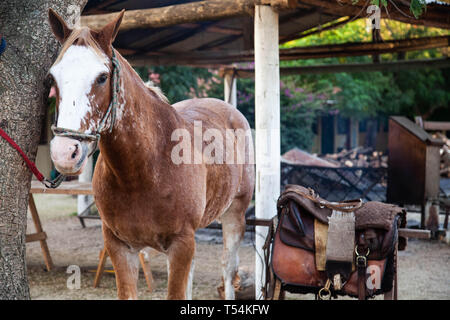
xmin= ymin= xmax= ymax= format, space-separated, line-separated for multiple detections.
xmin=277 ymin=36 xmax=450 ymax=60
xmin=81 ymin=0 xmax=299 ymax=32
xmin=126 ymin=35 xmax=450 ymax=66
xmin=224 ymin=58 xmax=450 ymax=78
xmin=398 ymin=228 xmax=431 ymax=239
xmin=26 ymin=232 xmax=47 ymax=243
xmin=423 ymin=121 xmax=450 ymax=131
xmin=298 ymin=0 xmax=450 ymax=29
xmin=81 ymin=0 xmax=255 ymax=31
xmin=224 ymin=72 xmax=237 ymax=107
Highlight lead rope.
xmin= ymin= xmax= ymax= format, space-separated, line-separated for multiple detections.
xmin=0 ymin=127 xmax=65 ymax=188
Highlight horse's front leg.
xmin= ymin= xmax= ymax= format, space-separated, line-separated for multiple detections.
xmin=103 ymin=224 xmax=140 ymax=300
xmin=167 ymin=232 xmax=196 ymax=300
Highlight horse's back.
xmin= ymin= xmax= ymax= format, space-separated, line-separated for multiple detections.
xmin=173 ymin=98 xmax=251 ymax=132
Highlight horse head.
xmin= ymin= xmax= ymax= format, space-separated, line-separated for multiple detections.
xmin=47 ymin=8 xmax=124 ymax=175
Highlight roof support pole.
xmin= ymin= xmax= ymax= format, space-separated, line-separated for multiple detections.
xmin=224 ymin=71 xmax=237 ymax=108
xmin=77 ymin=156 xmax=93 ymax=219
xmin=254 ymin=4 xmax=280 ymax=299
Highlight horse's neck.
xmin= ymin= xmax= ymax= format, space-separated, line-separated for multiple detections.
xmin=98 ymin=57 xmax=181 ymax=182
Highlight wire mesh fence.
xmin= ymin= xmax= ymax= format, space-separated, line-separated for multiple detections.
xmin=280 ymin=161 xmax=387 ymax=202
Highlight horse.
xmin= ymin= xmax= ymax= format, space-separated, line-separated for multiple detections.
xmin=47 ymin=9 xmax=255 ymax=300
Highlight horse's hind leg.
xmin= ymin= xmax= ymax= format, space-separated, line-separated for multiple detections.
xmin=103 ymin=225 xmax=140 ymax=300
xmin=220 ymin=196 xmax=248 ymax=300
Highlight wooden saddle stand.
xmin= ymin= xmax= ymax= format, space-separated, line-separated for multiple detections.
xmin=263 ymin=184 xmax=411 ymax=300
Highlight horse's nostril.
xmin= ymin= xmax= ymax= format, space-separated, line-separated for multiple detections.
xmin=71 ymin=144 xmax=79 ymax=159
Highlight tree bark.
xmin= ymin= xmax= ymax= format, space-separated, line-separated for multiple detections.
xmin=0 ymin=0 xmax=86 ymax=300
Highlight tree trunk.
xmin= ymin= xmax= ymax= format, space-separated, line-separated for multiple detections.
xmin=0 ymin=0 xmax=86 ymax=300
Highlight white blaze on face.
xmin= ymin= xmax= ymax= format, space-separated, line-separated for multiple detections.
xmin=50 ymin=45 xmax=109 ymax=132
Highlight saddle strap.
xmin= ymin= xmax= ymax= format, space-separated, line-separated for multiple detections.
xmin=356 ymin=233 xmax=369 ymax=300
xmin=287 ymin=188 xmax=363 ymax=213
xmin=262 ymin=216 xmax=278 ymax=299
xmin=357 ymin=265 xmax=366 ymax=300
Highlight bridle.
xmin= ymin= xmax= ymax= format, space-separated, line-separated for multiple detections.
xmin=48 ymin=49 xmax=121 ymax=187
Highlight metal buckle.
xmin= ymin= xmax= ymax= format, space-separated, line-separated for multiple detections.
xmin=318 ymin=279 xmax=331 ymax=300
xmin=355 ymin=246 xmax=370 ymax=267
xmin=356 ymin=255 xmax=367 ymax=267
xmin=43 ymin=174 xmax=65 ymax=189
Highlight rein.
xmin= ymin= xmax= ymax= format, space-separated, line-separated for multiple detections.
xmin=0 ymin=49 xmax=121 ymax=189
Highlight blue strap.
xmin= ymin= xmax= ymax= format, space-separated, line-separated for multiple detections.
xmin=0 ymin=37 xmax=6 ymax=56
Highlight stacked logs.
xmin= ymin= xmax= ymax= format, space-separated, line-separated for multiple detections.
xmin=322 ymin=147 xmax=388 ymax=168
xmin=432 ymin=132 xmax=450 ymax=178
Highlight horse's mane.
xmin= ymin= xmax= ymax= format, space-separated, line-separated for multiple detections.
xmin=144 ymin=81 xmax=169 ymax=104
xmin=52 ymin=27 xmax=106 ymax=66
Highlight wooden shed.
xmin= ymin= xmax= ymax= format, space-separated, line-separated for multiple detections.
xmin=387 ymin=116 xmax=444 ymax=228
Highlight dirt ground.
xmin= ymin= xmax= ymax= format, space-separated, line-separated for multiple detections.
xmin=26 ymin=194 xmax=449 ymax=300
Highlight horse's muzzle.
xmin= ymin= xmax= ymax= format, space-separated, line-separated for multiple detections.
xmin=50 ymin=136 xmax=90 ymax=175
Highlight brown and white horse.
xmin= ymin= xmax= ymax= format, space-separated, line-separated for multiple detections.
xmin=47 ymin=9 xmax=254 ymax=300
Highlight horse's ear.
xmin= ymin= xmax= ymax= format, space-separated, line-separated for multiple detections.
xmin=95 ymin=10 xmax=125 ymax=57
xmin=48 ymin=8 xmax=72 ymax=44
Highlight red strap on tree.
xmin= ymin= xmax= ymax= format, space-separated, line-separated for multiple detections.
xmin=0 ymin=127 xmax=45 ymax=182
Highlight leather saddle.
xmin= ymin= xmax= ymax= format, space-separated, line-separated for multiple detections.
xmin=269 ymin=184 xmax=406 ymax=300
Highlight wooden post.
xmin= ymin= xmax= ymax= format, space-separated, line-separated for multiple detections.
xmin=93 ymin=247 xmax=154 ymax=292
xmin=93 ymin=247 xmax=108 ymax=288
xmin=254 ymin=4 xmax=280 ymax=300
xmin=350 ymin=118 xmax=359 ymax=149
xmin=27 ymin=194 xmax=53 ymax=271
xmin=77 ymin=156 xmax=93 ymax=223
xmin=224 ymin=71 xmax=237 ymax=107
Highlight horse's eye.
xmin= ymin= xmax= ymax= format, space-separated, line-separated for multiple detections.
xmin=97 ymin=74 xmax=108 ymax=85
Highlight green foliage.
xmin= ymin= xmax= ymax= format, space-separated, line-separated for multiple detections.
xmin=370 ymin=0 xmax=387 ymax=8
xmin=233 ymin=78 xmax=329 ymax=153
xmin=281 ymin=19 xmax=450 ymax=121
xmin=358 ymin=0 xmax=426 ymax=18
xmin=134 ymin=65 xmax=214 ymax=104
xmin=409 ymin=0 xmax=427 ymax=19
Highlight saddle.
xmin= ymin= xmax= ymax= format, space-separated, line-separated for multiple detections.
xmin=267 ymin=185 xmax=406 ymax=300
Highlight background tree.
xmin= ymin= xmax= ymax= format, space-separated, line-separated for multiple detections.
xmin=0 ymin=0 xmax=86 ymax=299
xmin=281 ymin=19 xmax=449 ymax=121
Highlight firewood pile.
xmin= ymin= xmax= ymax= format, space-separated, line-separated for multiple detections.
xmin=432 ymin=132 xmax=450 ymax=178
xmin=322 ymin=147 xmax=388 ymax=168
xmin=282 ymin=147 xmax=388 ymax=168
